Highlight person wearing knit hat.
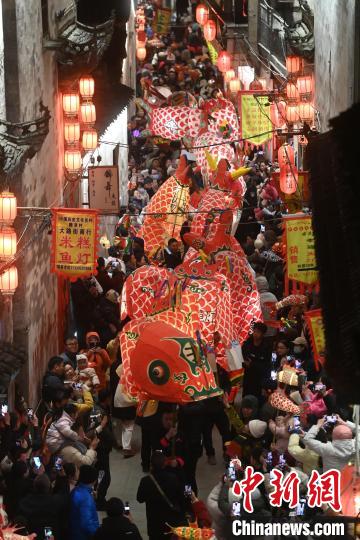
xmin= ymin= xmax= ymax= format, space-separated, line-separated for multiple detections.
xmin=248 ymin=419 xmax=267 ymax=439
xmin=82 ymin=332 xmax=112 ymax=391
xmin=303 ymin=415 xmax=357 ymax=472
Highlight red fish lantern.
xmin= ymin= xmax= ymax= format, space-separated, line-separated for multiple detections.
xmin=129 ymin=321 xmax=221 ymax=403
xmin=278 ymin=144 xmax=298 ymax=195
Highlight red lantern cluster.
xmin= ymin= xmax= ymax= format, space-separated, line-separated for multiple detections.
xmin=284 ymin=56 xmax=315 ymax=127
xmin=136 ymin=7 xmax=147 ymax=61
xmin=62 ymin=75 xmax=98 ymax=173
xmin=0 ymin=192 xmax=18 ymax=295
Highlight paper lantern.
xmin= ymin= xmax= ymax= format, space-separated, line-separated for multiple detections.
xmin=278 ymin=144 xmax=297 ymax=194
xmin=79 ymin=76 xmax=95 ymax=99
xmin=249 ymin=79 xmax=264 ymax=91
xmin=297 ymin=75 xmax=313 ymax=100
xmin=0 ymin=227 xmax=17 ymax=259
xmin=217 ymin=51 xmax=231 ymax=73
xmin=229 ymin=78 xmax=241 ymax=94
xmin=224 ymin=69 xmax=235 ymax=83
xmin=64 ymin=122 xmax=80 ymax=144
xmin=136 ymin=30 xmax=146 ymax=47
xmin=80 ymin=102 xmax=96 ymax=124
xmin=82 ymin=129 xmax=98 ymax=151
xmin=0 ymin=192 xmax=17 ymax=224
xmin=286 ymin=104 xmax=300 ymax=124
xmin=196 ymin=3 xmax=209 ymax=25
xmin=298 ymin=102 xmax=314 ymax=123
xmin=62 ymin=93 xmax=80 ymax=115
xmin=64 ymin=150 xmax=82 ymax=172
xmin=286 ymin=55 xmax=301 ymax=75
xmin=0 ymin=266 xmax=18 ymax=294
xmin=270 ymin=101 xmax=286 ymax=128
xmin=203 ymin=20 xmax=216 ymax=41
xmin=286 ymin=82 xmax=300 ymax=102
xmin=137 ymin=47 xmax=147 ymax=61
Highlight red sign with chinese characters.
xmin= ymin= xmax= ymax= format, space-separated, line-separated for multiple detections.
xmin=51 ymin=208 xmax=98 ymax=280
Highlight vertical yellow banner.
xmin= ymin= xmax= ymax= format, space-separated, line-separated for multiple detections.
xmin=285 ymin=216 xmax=318 ymax=285
xmin=239 ymin=92 xmax=273 ymax=145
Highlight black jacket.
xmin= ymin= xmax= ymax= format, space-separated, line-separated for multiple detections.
xmin=42 ymin=372 xmax=66 ymax=403
xmin=93 ymin=515 xmax=142 ymax=540
xmin=18 ymin=491 xmax=68 ymax=540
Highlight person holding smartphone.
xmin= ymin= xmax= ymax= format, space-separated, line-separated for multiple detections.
xmin=93 ymin=498 xmax=142 ymax=540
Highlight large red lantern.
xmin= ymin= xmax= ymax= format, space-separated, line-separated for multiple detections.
xmin=298 ymin=102 xmax=314 ymax=123
xmin=136 ymin=30 xmax=146 ymax=47
xmin=62 ymin=93 xmax=80 ymax=116
xmin=137 ymin=47 xmax=147 ymax=61
xmin=286 ymin=104 xmax=300 ymax=124
xmin=79 ymin=76 xmax=95 ymax=99
xmin=82 ymin=129 xmax=98 ymax=151
xmin=297 ymin=75 xmax=313 ymax=101
xmin=64 ymin=150 xmax=82 ymax=172
xmin=0 ymin=227 xmax=17 ymax=259
xmin=278 ymin=144 xmax=297 ymax=194
xmin=80 ymin=103 xmax=96 ymax=124
xmin=0 ymin=192 xmax=17 ymax=225
xmin=0 ymin=266 xmax=18 ymax=294
xmin=286 ymin=56 xmax=301 ymax=75
xmin=196 ymin=3 xmax=209 ymax=25
xmin=270 ymin=101 xmax=286 ymax=128
xmin=217 ymin=51 xmax=231 ymax=73
xmin=203 ymin=20 xmax=216 ymax=41
xmin=286 ymin=82 xmax=300 ymax=102
xmin=64 ymin=122 xmax=80 ymax=144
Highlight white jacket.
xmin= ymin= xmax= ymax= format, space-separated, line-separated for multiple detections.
xmin=46 ymin=412 xmax=81 ymax=453
xmin=303 ymin=425 xmax=356 ymax=471
xmin=59 ymin=445 xmax=97 ymax=468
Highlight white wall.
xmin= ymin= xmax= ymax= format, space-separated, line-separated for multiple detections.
xmin=313 ymin=0 xmax=356 ymax=131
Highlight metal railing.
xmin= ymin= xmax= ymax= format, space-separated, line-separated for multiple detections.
xmin=258 ymin=0 xmax=287 ymax=77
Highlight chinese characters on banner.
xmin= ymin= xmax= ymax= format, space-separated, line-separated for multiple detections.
xmin=285 ymin=216 xmax=318 ymax=285
xmin=153 ymin=8 xmax=171 ymax=34
xmin=232 ymin=467 xmax=341 ymax=513
xmin=88 ymin=166 xmax=120 ymax=214
xmin=238 ymin=92 xmax=273 ymax=145
xmin=51 ymin=209 xmax=98 ymax=280
xmin=304 ymin=309 xmax=326 ymax=369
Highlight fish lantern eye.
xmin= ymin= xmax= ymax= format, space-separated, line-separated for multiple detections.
xmin=148 ymin=360 xmax=170 ymax=385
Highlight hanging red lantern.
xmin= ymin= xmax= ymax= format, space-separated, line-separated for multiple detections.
xmin=0 ymin=192 xmax=17 ymax=225
xmin=270 ymin=101 xmax=286 ymax=128
xmin=286 ymin=82 xmax=300 ymax=102
xmin=286 ymin=104 xmax=300 ymax=124
xmin=79 ymin=76 xmax=95 ymax=99
xmin=217 ymin=50 xmax=231 ymax=73
xmin=137 ymin=30 xmax=147 ymax=47
xmin=137 ymin=47 xmax=147 ymax=61
xmin=278 ymin=144 xmax=297 ymax=194
xmin=80 ymin=103 xmax=96 ymax=124
xmin=196 ymin=3 xmax=209 ymax=25
xmin=62 ymin=93 xmax=80 ymax=115
xmin=298 ymin=102 xmax=314 ymax=123
xmin=297 ymin=75 xmax=313 ymax=101
xmin=286 ymin=56 xmax=301 ymax=75
xmin=64 ymin=122 xmax=81 ymax=144
xmin=0 ymin=266 xmax=18 ymax=295
xmin=64 ymin=150 xmax=82 ymax=172
xmin=249 ymin=79 xmax=264 ymax=91
xmin=203 ymin=20 xmax=216 ymax=41
xmin=0 ymin=227 xmax=17 ymax=259
xmin=82 ymin=129 xmax=98 ymax=151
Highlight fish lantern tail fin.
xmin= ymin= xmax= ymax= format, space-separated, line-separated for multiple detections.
xmin=230 ymin=166 xmax=253 ymax=180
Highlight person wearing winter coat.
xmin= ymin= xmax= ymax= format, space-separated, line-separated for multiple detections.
xmin=59 ymin=423 xmax=99 ymax=468
xmin=76 ymin=354 xmax=100 ymax=391
xmin=46 ymin=404 xmax=82 ymax=454
xmin=42 ymin=357 xmax=66 ymax=403
xmin=303 ymin=416 xmax=357 ymax=471
xmin=206 ymin=482 xmax=228 ymax=540
xmin=82 ymin=332 xmax=113 ymax=390
xmin=70 ymin=465 xmax=99 ymax=540
xmin=288 ymin=432 xmax=320 ymax=474
xmin=268 ymin=415 xmax=290 ymax=453
xmin=93 ymin=498 xmax=142 ymax=540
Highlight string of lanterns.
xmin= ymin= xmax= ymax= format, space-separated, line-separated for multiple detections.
xmin=136 ymin=7 xmax=147 ymax=61
xmin=62 ymin=76 xmax=98 ymax=174
xmin=0 ymin=192 xmax=18 ymax=294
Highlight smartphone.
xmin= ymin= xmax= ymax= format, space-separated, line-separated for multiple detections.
xmin=260 ymin=224 xmax=265 ymax=232
xmin=33 ymin=456 xmax=42 ymax=469
xmin=279 ymin=454 xmax=286 ymax=468
xmin=184 ymin=484 xmax=192 ymax=497
xmin=232 ymin=501 xmax=241 ymax=516
xmin=296 ymin=498 xmax=306 ymax=516
xmin=55 ymin=457 xmax=63 ymax=471
xmin=271 ymin=352 xmax=277 ymax=363
xmin=228 ymin=465 xmax=236 ymax=481
xmin=27 ymin=408 xmax=34 ymax=419
xmin=293 ymin=415 xmax=301 ymax=429
xmin=270 ymin=370 xmax=277 ymax=381
xmin=326 ymin=415 xmax=337 ymax=424
xmin=124 ymin=501 xmax=130 ymax=515
xmin=1 ymin=403 xmax=8 ymax=415
xmin=315 ymin=383 xmax=325 ymax=392
xmin=98 ymin=470 xmax=105 ymax=485
xmin=295 ymin=360 xmax=302 ymax=369
xmin=44 ymin=527 xmax=53 ymax=538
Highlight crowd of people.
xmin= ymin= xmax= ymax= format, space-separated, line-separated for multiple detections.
xmin=0 ymin=2 xmax=357 ymax=540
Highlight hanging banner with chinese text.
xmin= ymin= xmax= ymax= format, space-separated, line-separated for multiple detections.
xmin=304 ymin=309 xmax=326 ymax=369
xmin=285 ymin=216 xmax=318 ymax=285
xmin=153 ymin=8 xmax=171 ymax=34
xmin=238 ymin=91 xmax=273 ymax=145
xmin=51 ymin=208 xmax=98 ymax=280
xmin=88 ymin=166 xmax=120 ymax=214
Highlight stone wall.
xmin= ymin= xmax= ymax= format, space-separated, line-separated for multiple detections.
xmin=313 ymin=0 xmax=356 ymax=131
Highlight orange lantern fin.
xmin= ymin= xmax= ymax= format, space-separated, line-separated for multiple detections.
xmin=230 ymin=167 xmax=252 ymax=180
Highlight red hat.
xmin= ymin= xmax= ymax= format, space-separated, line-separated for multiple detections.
xmin=86 ymin=331 xmax=100 ymax=342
